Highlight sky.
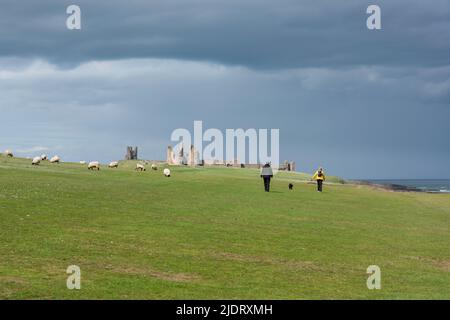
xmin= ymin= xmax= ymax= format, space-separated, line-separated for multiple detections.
xmin=0 ymin=0 xmax=449 ymax=179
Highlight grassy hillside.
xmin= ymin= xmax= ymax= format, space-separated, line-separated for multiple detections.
xmin=0 ymin=156 xmax=449 ymax=299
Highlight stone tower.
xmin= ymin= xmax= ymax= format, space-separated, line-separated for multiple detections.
xmin=188 ymin=144 xmax=200 ymax=166
xmin=289 ymin=161 xmax=296 ymax=172
xmin=167 ymin=146 xmax=174 ymax=165
xmin=125 ymin=146 xmax=138 ymax=160
xmin=178 ymin=146 xmax=185 ymax=165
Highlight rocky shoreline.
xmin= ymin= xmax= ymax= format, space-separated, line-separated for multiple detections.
xmin=349 ymin=180 xmax=424 ymax=192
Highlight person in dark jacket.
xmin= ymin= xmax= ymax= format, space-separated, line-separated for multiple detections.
xmin=260 ymin=163 xmax=274 ymax=192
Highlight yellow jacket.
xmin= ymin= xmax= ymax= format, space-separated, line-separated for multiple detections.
xmin=312 ymin=171 xmax=325 ymax=181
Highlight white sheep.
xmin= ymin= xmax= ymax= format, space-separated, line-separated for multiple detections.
xmin=151 ymin=164 xmax=158 ymax=171
xmin=50 ymin=156 xmax=60 ymax=163
xmin=80 ymin=161 xmax=86 ymax=165
xmin=135 ymin=163 xmax=146 ymax=171
xmin=164 ymin=168 xmax=171 ymax=177
xmin=4 ymin=150 xmax=13 ymax=157
xmin=109 ymin=161 xmax=119 ymax=168
xmin=88 ymin=161 xmax=100 ymax=170
xmin=32 ymin=157 xmax=41 ymax=165
xmin=40 ymin=154 xmax=47 ymax=161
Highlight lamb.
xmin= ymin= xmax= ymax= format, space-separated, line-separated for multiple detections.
xmin=109 ymin=161 xmax=119 ymax=168
xmin=135 ymin=163 xmax=146 ymax=171
xmin=163 ymin=168 xmax=171 ymax=177
xmin=88 ymin=161 xmax=100 ymax=170
xmin=50 ymin=156 xmax=60 ymax=163
xmin=151 ymin=164 xmax=158 ymax=171
xmin=32 ymin=157 xmax=41 ymax=165
xmin=41 ymin=154 xmax=47 ymax=161
xmin=4 ymin=150 xmax=13 ymax=157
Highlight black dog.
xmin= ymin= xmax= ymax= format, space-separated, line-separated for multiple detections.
xmin=289 ymin=183 xmax=294 ymax=190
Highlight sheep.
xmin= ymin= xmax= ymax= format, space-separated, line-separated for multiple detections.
xmin=163 ymin=168 xmax=171 ymax=177
xmin=4 ymin=150 xmax=13 ymax=157
xmin=40 ymin=154 xmax=47 ymax=161
xmin=151 ymin=164 xmax=158 ymax=171
xmin=80 ymin=161 xmax=86 ymax=165
xmin=49 ymin=156 xmax=60 ymax=163
xmin=135 ymin=163 xmax=146 ymax=171
xmin=32 ymin=156 xmax=41 ymax=165
xmin=88 ymin=161 xmax=100 ymax=170
xmin=109 ymin=161 xmax=119 ymax=168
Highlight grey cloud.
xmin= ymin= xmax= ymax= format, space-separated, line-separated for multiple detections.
xmin=1 ymin=58 xmax=449 ymax=178
xmin=0 ymin=0 xmax=449 ymax=69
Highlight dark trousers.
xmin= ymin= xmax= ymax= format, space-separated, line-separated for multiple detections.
xmin=263 ymin=177 xmax=271 ymax=192
xmin=317 ymin=180 xmax=323 ymax=192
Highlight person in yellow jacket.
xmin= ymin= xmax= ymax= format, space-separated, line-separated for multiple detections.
xmin=312 ymin=167 xmax=325 ymax=192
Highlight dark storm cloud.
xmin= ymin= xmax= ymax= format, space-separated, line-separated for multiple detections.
xmin=0 ymin=0 xmax=449 ymax=69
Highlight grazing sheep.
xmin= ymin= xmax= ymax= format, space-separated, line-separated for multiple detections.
xmin=88 ymin=161 xmax=100 ymax=170
xmin=32 ymin=157 xmax=41 ymax=165
xmin=4 ymin=150 xmax=13 ymax=157
xmin=40 ymin=154 xmax=47 ymax=161
xmin=109 ymin=161 xmax=119 ymax=168
xmin=151 ymin=164 xmax=158 ymax=171
xmin=163 ymin=168 xmax=171 ymax=177
xmin=80 ymin=161 xmax=86 ymax=165
xmin=135 ymin=163 xmax=146 ymax=171
xmin=50 ymin=156 xmax=60 ymax=163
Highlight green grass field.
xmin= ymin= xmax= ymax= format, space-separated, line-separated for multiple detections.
xmin=0 ymin=155 xmax=449 ymax=299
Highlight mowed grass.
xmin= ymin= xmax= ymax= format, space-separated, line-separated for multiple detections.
xmin=0 ymin=156 xmax=449 ymax=299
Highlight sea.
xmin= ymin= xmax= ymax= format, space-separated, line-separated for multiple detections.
xmin=365 ymin=179 xmax=450 ymax=193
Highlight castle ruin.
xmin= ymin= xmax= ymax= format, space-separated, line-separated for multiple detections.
xmin=280 ymin=160 xmax=296 ymax=172
xmin=166 ymin=144 xmax=200 ymax=166
xmin=165 ymin=145 xmax=296 ymax=171
xmin=125 ymin=146 xmax=138 ymax=160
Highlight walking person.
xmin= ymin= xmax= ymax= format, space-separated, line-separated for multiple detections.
xmin=260 ymin=162 xmax=274 ymax=192
xmin=312 ymin=167 xmax=326 ymax=192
